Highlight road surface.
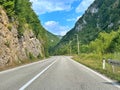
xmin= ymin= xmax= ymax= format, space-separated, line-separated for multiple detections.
xmin=0 ymin=56 xmax=120 ymax=90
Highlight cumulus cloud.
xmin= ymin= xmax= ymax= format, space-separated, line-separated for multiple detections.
xmin=76 ymin=0 xmax=95 ymax=13
xmin=44 ymin=21 xmax=70 ymax=36
xmin=30 ymin=0 xmax=76 ymax=15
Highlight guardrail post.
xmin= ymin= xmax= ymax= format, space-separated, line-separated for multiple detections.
xmin=112 ymin=65 xmax=115 ymax=73
xmin=103 ymin=58 xmax=106 ymax=70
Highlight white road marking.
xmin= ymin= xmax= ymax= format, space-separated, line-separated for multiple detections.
xmin=0 ymin=60 xmax=46 ymax=74
xmin=19 ymin=60 xmax=57 ymax=90
xmin=0 ymin=57 xmax=55 ymax=74
xmin=69 ymin=58 xmax=120 ymax=89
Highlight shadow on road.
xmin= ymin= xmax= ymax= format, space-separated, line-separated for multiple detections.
xmin=103 ymin=81 xmax=120 ymax=86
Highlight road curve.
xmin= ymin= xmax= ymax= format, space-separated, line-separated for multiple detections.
xmin=0 ymin=56 xmax=119 ymax=90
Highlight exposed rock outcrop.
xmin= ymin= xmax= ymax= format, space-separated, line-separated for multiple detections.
xmin=0 ymin=7 xmax=44 ymax=67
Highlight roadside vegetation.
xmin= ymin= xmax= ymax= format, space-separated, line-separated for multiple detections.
xmin=52 ymin=27 xmax=120 ymax=82
xmin=73 ymin=54 xmax=120 ymax=81
xmin=73 ymin=28 xmax=120 ymax=81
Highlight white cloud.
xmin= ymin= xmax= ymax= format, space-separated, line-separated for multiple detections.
xmin=60 ymin=30 xmax=68 ymax=36
xmin=67 ymin=15 xmax=82 ymax=22
xmin=44 ymin=21 xmax=70 ymax=36
xmin=44 ymin=21 xmax=58 ymax=27
xmin=76 ymin=15 xmax=82 ymax=21
xmin=76 ymin=0 xmax=95 ymax=13
xmin=67 ymin=18 xmax=76 ymax=22
xmin=30 ymin=0 xmax=76 ymax=15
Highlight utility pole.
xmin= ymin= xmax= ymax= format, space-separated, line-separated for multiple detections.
xmin=75 ymin=34 xmax=79 ymax=55
xmin=69 ymin=40 xmax=72 ymax=55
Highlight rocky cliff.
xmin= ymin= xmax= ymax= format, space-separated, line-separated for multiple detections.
xmin=0 ymin=7 xmax=44 ymax=68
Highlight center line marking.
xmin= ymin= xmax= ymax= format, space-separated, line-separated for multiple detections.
xmin=19 ymin=60 xmax=57 ymax=90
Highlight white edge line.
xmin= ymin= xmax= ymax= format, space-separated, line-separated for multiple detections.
xmin=0 ymin=60 xmax=44 ymax=74
xmin=69 ymin=58 xmax=120 ymax=89
xmin=19 ymin=60 xmax=57 ymax=90
xmin=0 ymin=58 xmax=53 ymax=74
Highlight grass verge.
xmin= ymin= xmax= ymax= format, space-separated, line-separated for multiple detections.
xmin=73 ymin=53 xmax=120 ymax=82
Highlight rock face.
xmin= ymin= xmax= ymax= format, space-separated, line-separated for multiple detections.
xmin=0 ymin=7 xmax=44 ymax=67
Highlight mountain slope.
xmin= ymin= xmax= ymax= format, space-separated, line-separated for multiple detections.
xmin=53 ymin=0 xmax=120 ymax=55
xmin=46 ymin=31 xmax=60 ymax=55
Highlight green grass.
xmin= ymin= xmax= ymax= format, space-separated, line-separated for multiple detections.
xmin=73 ymin=53 xmax=120 ymax=81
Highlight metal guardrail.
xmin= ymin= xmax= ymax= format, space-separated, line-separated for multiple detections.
xmin=102 ymin=59 xmax=120 ymax=73
xmin=108 ymin=59 xmax=120 ymax=66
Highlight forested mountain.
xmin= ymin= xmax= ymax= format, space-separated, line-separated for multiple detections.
xmin=53 ymin=0 xmax=120 ymax=55
xmin=46 ymin=31 xmax=60 ymax=55
xmin=0 ymin=0 xmax=58 ymax=68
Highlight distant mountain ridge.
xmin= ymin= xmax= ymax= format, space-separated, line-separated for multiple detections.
xmin=53 ymin=0 xmax=120 ymax=55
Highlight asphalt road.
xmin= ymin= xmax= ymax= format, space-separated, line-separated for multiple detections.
xmin=0 ymin=56 xmax=120 ymax=90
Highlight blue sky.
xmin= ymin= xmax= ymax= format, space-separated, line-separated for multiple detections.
xmin=30 ymin=0 xmax=95 ymax=36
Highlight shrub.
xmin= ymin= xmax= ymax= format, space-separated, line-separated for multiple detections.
xmin=7 ymin=24 xmax=12 ymax=31
xmin=29 ymin=52 xmax=35 ymax=60
xmin=37 ymin=53 xmax=42 ymax=59
xmin=4 ymin=40 xmax=10 ymax=47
